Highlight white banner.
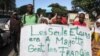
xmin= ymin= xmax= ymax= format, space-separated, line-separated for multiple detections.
xmin=20 ymin=24 xmax=92 ymax=56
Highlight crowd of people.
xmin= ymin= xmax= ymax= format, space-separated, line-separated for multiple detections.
xmin=9 ymin=4 xmax=100 ymax=56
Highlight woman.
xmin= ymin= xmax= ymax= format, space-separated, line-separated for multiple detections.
xmin=92 ymin=18 xmax=100 ymax=56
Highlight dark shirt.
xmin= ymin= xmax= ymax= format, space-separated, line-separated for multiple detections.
xmin=10 ymin=18 xmax=21 ymax=33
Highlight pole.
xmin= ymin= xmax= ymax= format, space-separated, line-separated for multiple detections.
xmin=33 ymin=0 xmax=35 ymax=13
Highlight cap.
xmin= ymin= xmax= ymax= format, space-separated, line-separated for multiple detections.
xmin=96 ymin=18 xmax=100 ymax=23
xmin=13 ymin=12 xmax=17 ymax=15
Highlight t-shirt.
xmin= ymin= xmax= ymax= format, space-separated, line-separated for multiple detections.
xmin=22 ymin=13 xmax=37 ymax=25
xmin=73 ymin=21 xmax=86 ymax=26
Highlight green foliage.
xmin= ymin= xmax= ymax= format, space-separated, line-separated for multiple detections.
xmin=17 ymin=5 xmax=27 ymax=15
xmin=72 ymin=0 xmax=94 ymax=12
xmin=0 ymin=0 xmax=10 ymax=10
xmin=72 ymin=0 xmax=100 ymax=20
xmin=36 ymin=8 xmax=46 ymax=16
xmin=48 ymin=3 xmax=67 ymax=15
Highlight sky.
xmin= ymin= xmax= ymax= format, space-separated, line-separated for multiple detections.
xmin=16 ymin=0 xmax=72 ymax=12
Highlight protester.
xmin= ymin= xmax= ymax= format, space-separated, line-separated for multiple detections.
xmin=51 ymin=14 xmax=62 ymax=24
xmin=92 ymin=18 xmax=100 ymax=56
xmin=10 ymin=12 xmax=21 ymax=55
xmin=38 ymin=14 xmax=49 ymax=24
xmin=39 ymin=18 xmax=48 ymax=24
xmin=21 ymin=4 xmax=38 ymax=26
xmin=73 ymin=13 xmax=86 ymax=26
xmin=51 ymin=14 xmax=67 ymax=25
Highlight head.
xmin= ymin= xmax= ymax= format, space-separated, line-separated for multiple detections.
xmin=40 ymin=18 xmax=48 ymax=24
xmin=96 ymin=19 xmax=100 ymax=28
xmin=11 ymin=12 xmax=18 ymax=19
xmin=79 ymin=13 xmax=85 ymax=23
xmin=27 ymin=4 xmax=33 ymax=14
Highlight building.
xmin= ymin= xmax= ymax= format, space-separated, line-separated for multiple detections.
xmin=0 ymin=0 xmax=16 ymax=15
xmin=9 ymin=0 xmax=16 ymax=10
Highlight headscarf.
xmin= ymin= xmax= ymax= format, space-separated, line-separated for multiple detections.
xmin=95 ymin=18 xmax=100 ymax=32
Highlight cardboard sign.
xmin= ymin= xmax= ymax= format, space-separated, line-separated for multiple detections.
xmin=20 ymin=24 xmax=92 ymax=56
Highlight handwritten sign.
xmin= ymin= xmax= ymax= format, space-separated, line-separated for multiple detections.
xmin=20 ymin=24 xmax=92 ymax=56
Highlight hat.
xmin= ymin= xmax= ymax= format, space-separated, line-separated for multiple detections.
xmin=96 ymin=18 xmax=100 ymax=23
xmin=13 ymin=12 xmax=17 ymax=15
xmin=78 ymin=11 xmax=86 ymax=14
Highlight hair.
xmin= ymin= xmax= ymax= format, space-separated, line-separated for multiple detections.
xmin=27 ymin=4 xmax=33 ymax=7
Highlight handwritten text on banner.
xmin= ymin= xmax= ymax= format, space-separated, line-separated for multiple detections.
xmin=20 ymin=24 xmax=92 ymax=56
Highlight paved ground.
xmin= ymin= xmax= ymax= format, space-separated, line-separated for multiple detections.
xmin=0 ymin=42 xmax=17 ymax=56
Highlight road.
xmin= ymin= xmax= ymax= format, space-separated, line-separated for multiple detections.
xmin=0 ymin=41 xmax=16 ymax=56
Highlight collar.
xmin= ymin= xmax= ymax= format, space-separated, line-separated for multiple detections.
xmin=25 ymin=13 xmax=35 ymax=16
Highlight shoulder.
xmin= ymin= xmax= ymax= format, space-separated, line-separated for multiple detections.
xmin=22 ymin=13 xmax=27 ymax=18
xmin=32 ymin=13 xmax=36 ymax=16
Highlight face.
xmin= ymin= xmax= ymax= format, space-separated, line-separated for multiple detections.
xmin=27 ymin=5 xmax=33 ymax=13
xmin=79 ymin=13 xmax=85 ymax=23
xmin=96 ymin=22 xmax=100 ymax=28
xmin=40 ymin=19 xmax=48 ymax=24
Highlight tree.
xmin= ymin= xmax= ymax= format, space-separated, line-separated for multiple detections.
xmin=36 ymin=8 xmax=46 ymax=17
xmin=17 ymin=5 xmax=27 ymax=15
xmin=0 ymin=0 xmax=10 ymax=10
xmin=72 ymin=0 xmax=100 ymax=19
xmin=0 ymin=0 xmax=5 ymax=10
xmin=48 ymin=3 xmax=67 ymax=15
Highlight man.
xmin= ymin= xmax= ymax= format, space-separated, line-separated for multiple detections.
xmin=92 ymin=18 xmax=100 ymax=56
xmin=51 ymin=14 xmax=62 ymax=24
xmin=51 ymin=14 xmax=67 ymax=25
xmin=22 ymin=4 xmax=38 ymax=26
xmin=38 ymin=14 xmax=49 ymax=24
xmin=73 ymin=13 xmax=86 ymax=26
xmin=39 ymin=18 xmax=48 ymax=24
xmin=10 ymin=12 xmax=21 ymax=55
